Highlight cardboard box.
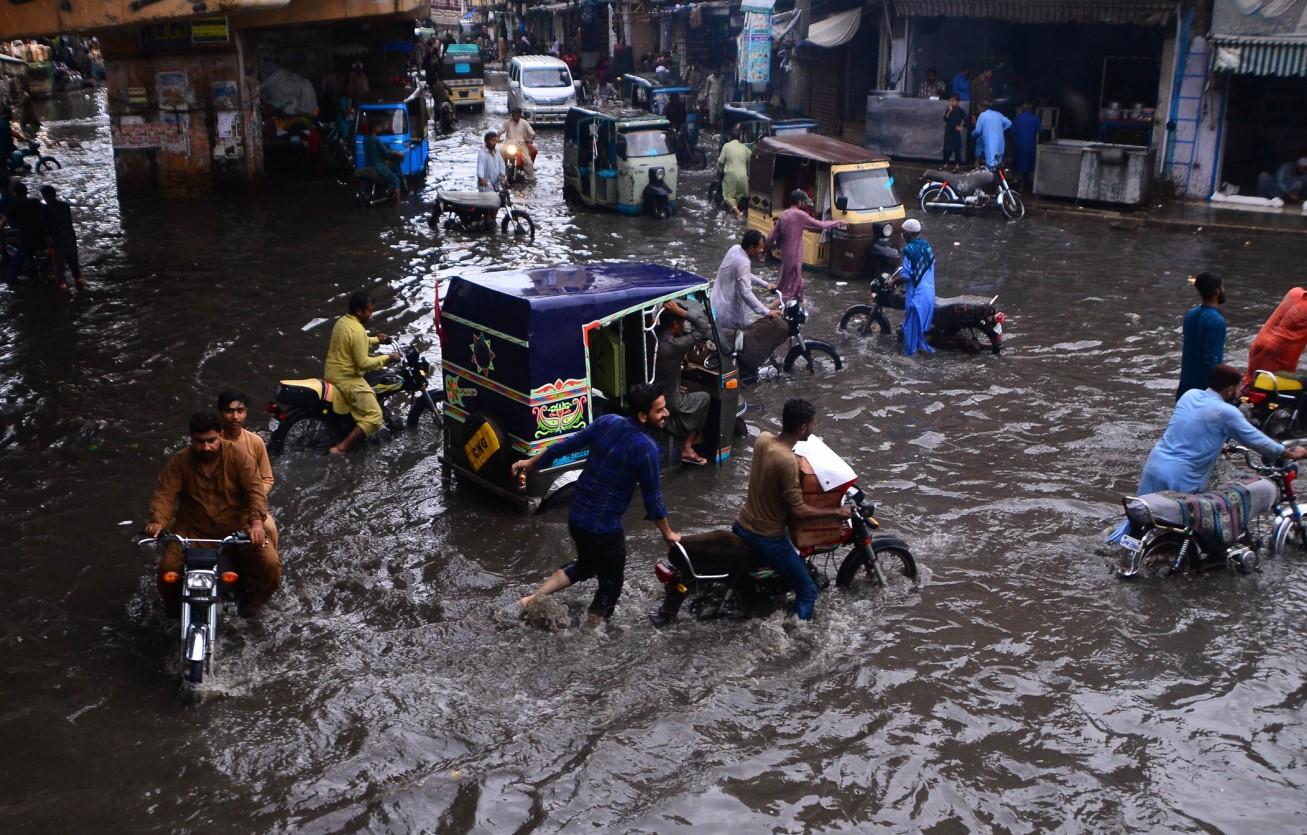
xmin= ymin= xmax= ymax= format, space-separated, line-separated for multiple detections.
xmin=791 ymin=455 xmax=854 ymax=550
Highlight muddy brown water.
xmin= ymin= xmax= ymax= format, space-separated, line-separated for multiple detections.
xmin=3 ymin=81 xmax=1307 ymax=833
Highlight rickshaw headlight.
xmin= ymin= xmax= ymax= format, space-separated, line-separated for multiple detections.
xmin=881 ymin=223 xmax=893 ymax=237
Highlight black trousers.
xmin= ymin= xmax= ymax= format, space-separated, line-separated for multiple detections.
xmin=562 ymin=522 xmax=627 ymax=618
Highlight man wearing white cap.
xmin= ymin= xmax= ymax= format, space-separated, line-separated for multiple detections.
xmin=897 ymin=218 xmax=936 ymax=356
xmin=1257 ymin=157 xmax=1307 ymax=203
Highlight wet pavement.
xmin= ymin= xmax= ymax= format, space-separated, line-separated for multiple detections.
xmin=5 ymin=79 xmax=1307 ymax=832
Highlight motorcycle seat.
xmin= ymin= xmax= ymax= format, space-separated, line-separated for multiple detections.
xmin=952 ymin=169 xmax=995 ymax=192
xmin=437 ymin=190 xmax=500 ymax=210
xmin=1126 ymin=477 xmax=1279 ymax=533
xmin=935 ymin=294 xmax=995 ymax=310
xmin=275 ymin=378 xmax=333 ymax=409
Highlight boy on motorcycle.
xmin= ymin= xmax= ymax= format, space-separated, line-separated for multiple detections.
xmin=216 ymin=389 xmax=277 ymax=550
xmin=732 ymin=399 xmax=850 ymax=621
xmin=145 ymin=413 xmax=281 ymax=619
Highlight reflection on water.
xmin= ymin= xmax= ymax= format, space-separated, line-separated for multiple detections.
xmin=3 ymin=82 xmax=1307 ymax=832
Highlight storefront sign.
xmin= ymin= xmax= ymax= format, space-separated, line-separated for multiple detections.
xmin=111 ymin=120 xmax=190 ymax=154
xmin=139 ymin=21 xmax=191 ymax=51
xmin=739 ymin=0 xmax=775 ymax=84
xmin=191 ymin=17 xmax=230 ymax=44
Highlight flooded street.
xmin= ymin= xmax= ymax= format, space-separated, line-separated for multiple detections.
xmin=6 ymin=78 xmax=1307 ymax=832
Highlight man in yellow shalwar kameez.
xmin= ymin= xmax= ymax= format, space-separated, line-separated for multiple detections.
xmin=324 ymin=290 xmax=400 ymax=456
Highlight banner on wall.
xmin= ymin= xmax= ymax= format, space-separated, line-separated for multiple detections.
xmin=738 ymin=0 xmax=775 ymax=84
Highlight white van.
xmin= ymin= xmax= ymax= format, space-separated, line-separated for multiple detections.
xmin=507 ymin=55 xmax=576 ymax=126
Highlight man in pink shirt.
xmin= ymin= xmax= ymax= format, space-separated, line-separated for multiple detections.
xmin=766 ymin=190 xmax=845 ymax=301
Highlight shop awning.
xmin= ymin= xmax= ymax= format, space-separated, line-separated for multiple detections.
xmin=891 ymin=0 xmax=1176 ymax=25
xmin=806 ymin=8 xmax=862 ymax=47
xmin=1211 ymin=35 xmax=1307 ymax=78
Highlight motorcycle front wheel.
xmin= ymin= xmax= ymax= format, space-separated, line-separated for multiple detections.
xmin=274 ymin=411 xmax=336 ymax=452
xmin=836 ymin=537 xmax=917 ymax=591
xmin=838 ymin=304 xmax=886 ymax=337
xmin=783 ymin=342 xmax=843 ymax=375
xmin=1270 ymin=516 xmax=1307 ymax=557
xmin=920 ymin=185 xmax=951 ymax=214
xmin=188 ymin=659 xmax=204 ymax=684
xmin=999 ymin=190 xmax=1025 ymax=220
xmin=501 ymin=209 xmax=536 ymax=239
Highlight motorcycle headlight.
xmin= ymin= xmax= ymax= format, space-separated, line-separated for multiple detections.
xmin=504 ymin=144 xmax=518 ymax=156
xmin=881 ymin=223 xmax=893 ymax=237
xmin=186 ymin=573 xmax=215 ymax=590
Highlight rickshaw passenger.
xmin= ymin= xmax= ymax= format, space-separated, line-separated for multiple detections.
xmin=657 ymin=302 xmax=712 ymax=466
xmin=364 ymin=121 xmax=403 ymax=199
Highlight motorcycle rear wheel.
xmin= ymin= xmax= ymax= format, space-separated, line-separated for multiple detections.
xmin=784 ymin=342 xmax=843 ymax=375
xmin=836 ymin=539 xmax=917 ymax=591
xmin=954 ymin=325 xmax=1001 ymax=355
xmin=999 ymin=191 xmax=1025 ymax=220
xmin=920 ymin=185 xmax=950 ymax=214
xmin=1136 ymin=530 xmax=1191 ymax=577
xmin=276 ymin=412 xmax=336 ymax=452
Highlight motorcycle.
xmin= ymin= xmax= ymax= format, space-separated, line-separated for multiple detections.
xmin=695 ymin=290 xmax=843 ymax=382
xmin=266 ymin=344 xmax=443 ymax=453
xmin=1240 ymin=370 xmax=1307 ymax=439
xmin=435 ymin=100 xmax=457 ymax=135
xmin=918 ymin=166 xmax=1025 ymax=221
xmin=353 ymin=159 xmax=406 ymax=208
xmin=2 ymin=138 xmax=60 ymax=176
xmin=838 ymin=268 xmax=1006 ymax=355
xmin=651 ymin=486 xmax=916 ymax=623
xmin=501 ymin=140 xmax=537 ymax=185
xmin=138 ymin=531 xmax=249 ymax=684
xmin=1116 ymin=445 xmax=1307 ymax=579
xmin=431 ymin=185 xmax=535 ymax=238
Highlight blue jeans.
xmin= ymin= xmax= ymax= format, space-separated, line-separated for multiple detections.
xmin=732 ymin=521 xmax=818 ymax=620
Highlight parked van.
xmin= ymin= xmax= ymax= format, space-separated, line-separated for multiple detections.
xmin=508 ymin=55 xmax=576 ymax=126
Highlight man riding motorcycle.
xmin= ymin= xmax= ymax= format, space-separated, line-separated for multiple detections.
xmin=499 ymin=107 xmax=537 ymax=181
xmin=323 ymin=290 xmax=401 ymax=456
xmin=362 ymin=121 xmax=404 ymax=203
xmin=145 ymin=413 xmax=281 ymax=619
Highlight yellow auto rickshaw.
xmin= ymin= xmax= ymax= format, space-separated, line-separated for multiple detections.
xmin=746 ymin=134 xmax=906 ymax=280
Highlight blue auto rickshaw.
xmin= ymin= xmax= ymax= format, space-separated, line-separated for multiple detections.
xmin=352 ymin=87 xmax=430 ymax=177
xmin=723 ymin=101 xmax=818 ymax=144
xmin=439 ymin=262 xmax=744 ymax=510
xmin=621 ymin=72 xmax=699 ymax=147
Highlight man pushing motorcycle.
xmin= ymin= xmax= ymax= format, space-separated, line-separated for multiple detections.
xmin=511 ymin=383 xmax=682 ymax=626
xmin=144 ymin=413 xmax=281 ymax=619
xmin=731 ymin=399 xmax=851 ymax=621
xmin=324 ymin=290 xmax=401 ymax=456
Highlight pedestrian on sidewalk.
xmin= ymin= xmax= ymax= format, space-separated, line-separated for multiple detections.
xmin=942 ymin=95 xmax=965 ymax=172
xmin=1176 ymin=272 xmax=1226 ymax=401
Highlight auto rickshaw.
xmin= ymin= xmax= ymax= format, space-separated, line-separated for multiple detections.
xmin=440 ymin=43 xmax=485 ymax=111
xmin=746 ymin=134 xmax=905 ymax=280
xmin=621 ymin=72 xmax=701 ymax=153
xmin=352 ymin=87 xmax=430 ymax=177
xmin=723 ymin=101 xmax=817 ymax=144
xmin=562 ymin=107 xmax=679 ymax=217
xmin=439 ymin=262 xmax=743 ymax=511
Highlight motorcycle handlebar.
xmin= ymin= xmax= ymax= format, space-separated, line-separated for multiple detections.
xmin=1226 ymin=444 xmax=1297 ymax=475
xmin=137 ymin=531 xmax=252 ymax=548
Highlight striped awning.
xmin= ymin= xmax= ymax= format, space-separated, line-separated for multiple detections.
xmin=891 ymin=0 xmax=1176 ymax=25
xmin=1211 ymin=35 xmax=1307 ymax=78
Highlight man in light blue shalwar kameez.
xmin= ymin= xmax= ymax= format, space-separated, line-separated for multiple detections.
xmin=899 ymin=218 xmax=935 ymax=357
xmin=971 ymin=100 xmax=1012 ymax=169
xmin=1108 ymin=364 xmax=1307 ymax=543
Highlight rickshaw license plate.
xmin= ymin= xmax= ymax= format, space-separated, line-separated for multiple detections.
xmin=465 ymin=422 xmax=500 ymax=472
xmin=1120 ymin=535 xmax=1142 ymax=553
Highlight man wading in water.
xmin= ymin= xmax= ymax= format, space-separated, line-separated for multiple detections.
xmin=512 ymin=383 xmax=682 ymax=625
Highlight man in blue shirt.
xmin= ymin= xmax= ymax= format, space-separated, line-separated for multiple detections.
xmin=971 ymin=101 xmax=1012 ymax=169
xmin=512 ymin=383 xmax=681 ymax=624
xmin=1177 ymin=272 xmax=1226 ymax=400
xmin=1109 ymin=364 xmax=1305 ymax=542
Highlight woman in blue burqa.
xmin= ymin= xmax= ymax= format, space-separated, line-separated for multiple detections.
xmin=899 ymin=218 xmax=935 ymax=356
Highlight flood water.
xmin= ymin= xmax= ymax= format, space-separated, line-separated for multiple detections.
xmin=5 ymin=79 xmax=1307 ymax=832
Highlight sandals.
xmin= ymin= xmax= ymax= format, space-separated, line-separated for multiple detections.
xmin=681 ymin=454 xmax=709 ymax=466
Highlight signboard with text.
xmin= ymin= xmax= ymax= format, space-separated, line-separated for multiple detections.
xmin=739 ymin=0 xmax=776 ymax=84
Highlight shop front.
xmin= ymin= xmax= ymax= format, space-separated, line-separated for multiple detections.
xmin=871 ymin=0 xmax=1176 ymax=158
xmin=1207 ymin=0 xmax=1307 ymax=202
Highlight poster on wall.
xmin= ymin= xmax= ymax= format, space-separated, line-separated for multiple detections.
xmin=156 ymin=71 xmax=189 ymax=110
xmin=214 ymin=111 xmax=244 ymax=159
xmin=739 ymin=0 xmax=775 ymax=85
xmin=211 ymin=80 xmax=238 ymax=110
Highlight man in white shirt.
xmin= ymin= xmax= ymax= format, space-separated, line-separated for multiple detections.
xmin=499 ymin=107 xmax=537 ymax=180
xmin=709 ymin=229 xmax=784 ymax=380
xmin=476 ymin=130 xmax=506 ymax=192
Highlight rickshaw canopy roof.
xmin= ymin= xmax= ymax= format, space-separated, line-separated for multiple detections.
xmin=356 ymin=86 xmax=424 ymax=106
xmin=756 ymin=133 xmax=889 ymax=165
xmin=622 ymin=72 xmax=692 ymax=94
xmin=565 ymin=106 xmax=670 ymax=133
